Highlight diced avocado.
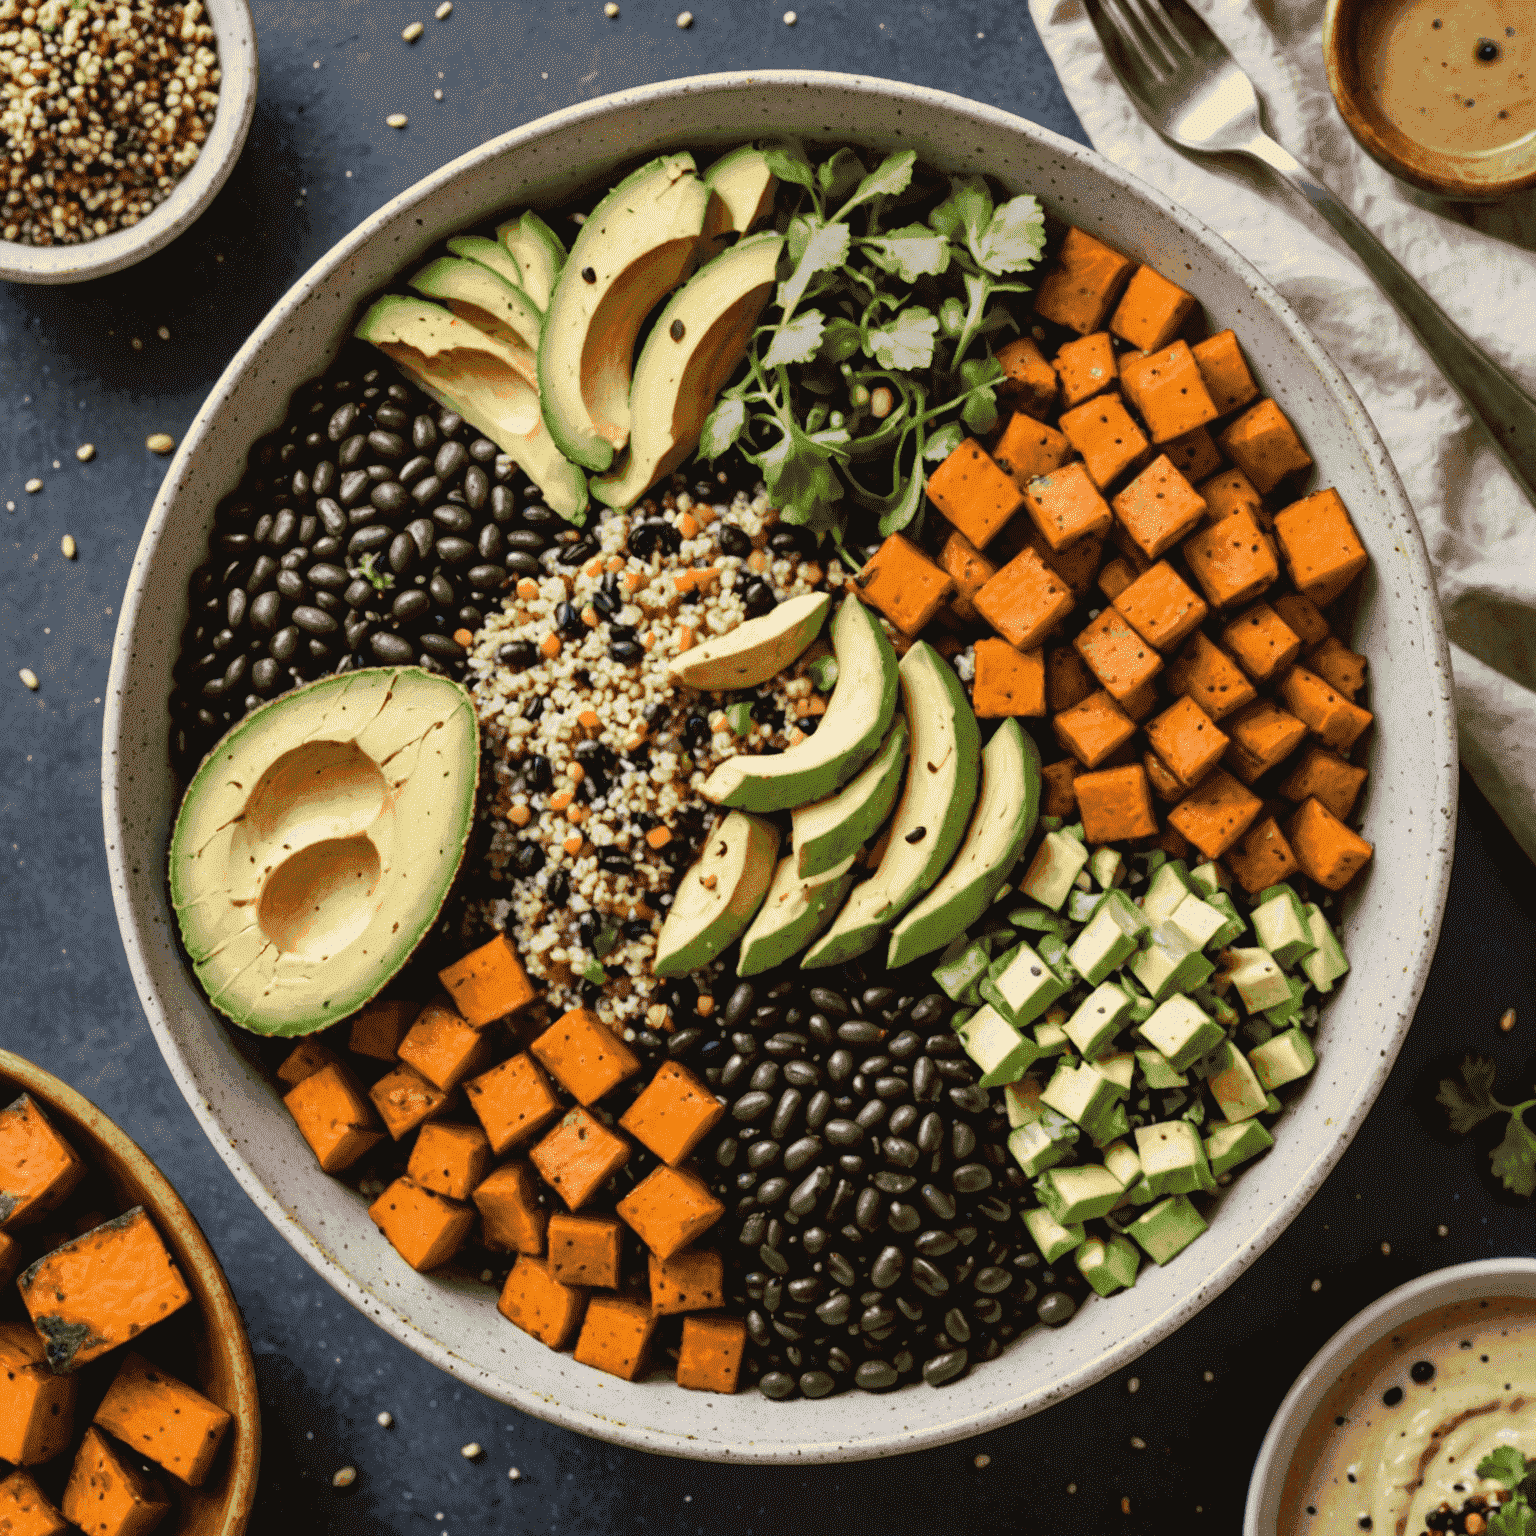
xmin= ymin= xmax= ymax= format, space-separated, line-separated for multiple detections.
xmin=1018 ymin=830 xmax=1091 ymax=911
xmin=1022 ymin=1206 xmax=1086 ymax=1263
xmin=1075 ymin=1233 xmax=1141 ymax=1296
xmin=1128 ymin=1194 xmax=1208 ymax=1264
xmin=1138 ymin=994 xmax=1224 ymax=1073
xmin=1141 ymin=859 xmax=1192 ymax=923
xmin=701 ymin=144 xmax=778 ymax=245
xmin=1204 ymin=1118 xmax=1274 ymax=1178
xmin=958 ymin=1004 xmax=1042 ymax=1088
xmin=1187 ymin=860 xmax=1229 ymax=897
xmin=1101 ymin=1138 xmax=1143 ymax=1191
xmin=1008 ymin=1112 xmax=1078 ymax=1175
xmin=1300 ymin=904 xmax=1350 ymax=993
xmin=1127 ymin=921 xmax=1216 ymax=1004
xmin=932 ymin=932 xmax=993 ymax=1005
xmin=1228 ymin=947 xmax=1292 ymax=1012
xmin=1067 ymin=886 xmax=1101 ymax=923
xmin=1166 ymin=892 xmax=1227 ymax=952
xmin=1264 ymin=974 xmax=1309 ymax=1029
xmin=1038 ymin=929 xmax=1071 ymax=973
xmin=1035 ymin=1163 xmax=1125 ymax=1224
xmin=793 ymin=715 xmax=907 ymax=879
xmin=495 ymin=210 xmax=567 ymax=311
xmin=1256 ymin=883 xmax=1304 ymax=906
xmin=407 ymin=256 xmax=543 ymax=363
xmin=1003 ymin=1075 xmax=1044 ymax=1128
xmin=1086 ymin=1099 xmax=1130 ymax=1148
xmin=1067 ymin=889 xmax=1148 ymax=986
xmin=1096 ymin=1051 xmax=1136 ymax=1096
xmin=1119 ymin=979 xmax=1158 ymax=1024
xmin=1065 ymin=983 xmax=1133 ymax=1060
xmin=735 ymin=850 xmax=856 ymax=977
xmin=1133 ymin=1121 xmax=1216 ymax=1197
xmin=1251 ymin=890 xmax=1318 ymax=969
xmin=1033 ymin=1017 xmax=1072 ymax=1056
xmin=1089 ymin=846 xmax=1124 ymax=889
xmin=1203 ymin=890 xmax=1249 ymax=949
xmin=1009 ymin=905 xmax=1070 ymax=935
xmin=983 ymin=942 xmax=1069 ymax=1029
xmin=1040 ymin=1059 xmax=1120 ymax=1131
xmin=1249 ymin=1026 xmax=1317 ymax=1090
xmin=653 ymin=810 xmax=779 ymax=975
xmin=672 ymin=591 xmax=829 ymax=693
xmin=1206 ymin=1040 xmax=1268 ymax=1123
xmin=1136 ymin=1047 xmax=1188 ymax=1090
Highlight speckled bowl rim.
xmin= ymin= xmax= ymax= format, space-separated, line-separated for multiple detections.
xmin=102 ymin=70 xmax=1458 ymax=1463
xmin=1244 ymin=1258 xmax=1536 ymax=1533
xmin=0 ymin=0 xmax=258 ymax=285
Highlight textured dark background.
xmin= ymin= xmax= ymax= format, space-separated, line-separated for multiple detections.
xmin=1 ymin=1 xmax=1533 ymax=1529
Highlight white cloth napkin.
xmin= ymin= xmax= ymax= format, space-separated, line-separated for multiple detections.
xmin=1028 ymin=0 xmax=1536 ymax=865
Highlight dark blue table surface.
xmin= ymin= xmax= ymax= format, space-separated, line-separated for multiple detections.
xmin=2 ymin=2 xmax=1533 ymax=1529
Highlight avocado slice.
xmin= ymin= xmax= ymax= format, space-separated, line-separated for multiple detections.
xmin=168 ymin=667 xmax=479 ymax=1037
xmin=791 ymin=713 xmax=907 ymax=879
xmin=652 ymin=810 xmax=779 ymax=977
xmin=445 ymin=234 xmax=526 ymax=294
xmin=407 ymin=256 xmax=542 ymax=368
xmin=495 ymin=211 xmax=567 ymax=311
xmin=593 ymin=230 xmax=784 ymax=509
xmin=701 ymin=145 xmax=778 ymax=248
xmin=355 ymin=294 xmax=587 ymax=525
xmin=801 ymin=642 xmax=982 ymax=968
xmin=539 ymin=153 xmax=713 ymax=473
xmin=700 ymin=597 xmax=898 ymax=814
xmin=669 ymin=591 xmax=829 ymax=693
xmin=736 ymin=853 xmax=858 ymax=977
xmin=886 ymin=718 xmax=1042 ymax=968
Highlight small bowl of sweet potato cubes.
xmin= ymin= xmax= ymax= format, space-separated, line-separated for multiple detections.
xmin=0 ymin=1049 xmax=258 ymax=1536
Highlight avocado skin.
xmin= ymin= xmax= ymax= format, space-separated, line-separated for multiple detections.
xmin=736 ymin=854 xmax=858 ymax=977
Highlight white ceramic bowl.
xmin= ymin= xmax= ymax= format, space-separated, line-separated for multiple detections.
xmin=102 ymin=72 xmax=1458 ymax=1462
xmin=1245 ymin=1258 xmax=1536 ymax=1532
xmin=0 ymin=0 xmax=257 ymax=285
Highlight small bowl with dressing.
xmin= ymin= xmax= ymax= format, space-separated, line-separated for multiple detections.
xmin=1246 ymin=1257 xmax=1536 ymax=1535
xmin=1323 ymin=0 xmax=1536 ymax=201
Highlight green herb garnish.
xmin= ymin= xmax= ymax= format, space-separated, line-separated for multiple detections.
xmin=1438 ymin=1056 xmax=1536 ymax=1197
xmin=1477 ymin=1447 xmax=1536 ymax=1533
xmin=355 ymin=551 xmax=395 ymax=594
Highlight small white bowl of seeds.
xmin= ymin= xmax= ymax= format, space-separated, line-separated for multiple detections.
xmin=0 ymin=0 xmax=257 ymax=285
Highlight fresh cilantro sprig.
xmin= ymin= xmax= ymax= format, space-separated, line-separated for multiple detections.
xmin=1477 ymin=1447 xmax=1536 ymax=1534
xmin=699 ymin=142 xmax=1047 ymax=541
xmin=1437 ymin=1056 xmax=1536 ymax=1197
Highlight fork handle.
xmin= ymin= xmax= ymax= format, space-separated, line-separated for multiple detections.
xmin=1239 ymin=131 xmax=1536 ymax=509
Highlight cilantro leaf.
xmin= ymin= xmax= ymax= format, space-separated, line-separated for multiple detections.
xmin=833 ymin=149 xmax=916 ymax=223
xmin=1490 ymin=1109 xmax=1536 ymax=1197
xmin=961 ymin=386 xmax=998 ymax=435
xmin=1492 ymin=1498 xmax=1536 ymax=1536
xmin=758 ymin=423 xmax=843 ymax=535
xmin=865 ymin=306 xmax=939 ymax=371
xmin=698 ymin=396 xmax=747 ymax=461
xmin=763 ymin=309 xmax=827 ymax=368
xmin=924 ymin=421 xmax=965 ymax=462
xmin=972 ymin=192 xmax=1047 ymax=275
xmin=763 ymin=141 xmax=816 ymax=194
xmin=817 ymin=316 xmax=863 ymax=364
xmin=860 ymin=224 xmax=952 ymax=283
xmin=1438 ymin=1055 xmax=1506 ymax=1134
xmin=1479 ymin=1448 xmax=1531 ymax=1488
xmin=929 ymin=173 xmax=991 ymax=244
xmin=877 ymin=451 xmax=926 ymax=536
xmin=777 ymin=219 xmax=850 ymax=317
xmin=816 ymin=147 xmax=865 ymax=204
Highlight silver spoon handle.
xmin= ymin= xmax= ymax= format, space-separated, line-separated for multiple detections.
xmin=1238 ymin=129 xmax=1536 ymax=509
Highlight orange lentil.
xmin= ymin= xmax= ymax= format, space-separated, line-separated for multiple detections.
xmin=748 ymin=550 xmax=769 ymax=573
xmin=695 ymin=504 xmax=717 ymax=525
xmin=701 ymin=873 xmax=718 ymax=890
xmin=802 ymin=563 xmax=822 ymax=585
xmin=678 ymin=627 xmax=696 ymax=651
xmin=517 ymin=578 xmax=540 ymax=600
xmin=696 ymin=994 xmax=715 ymax=1016
xmin=579 ymin=709 xmax=600 ymax=729
xmin=454 ymin=628 xmax=473 ymax=648
xmin=582 ymin=606 xmax=599 ymax=627
xmin=678 ymin=512 xmax=699 ymax=538
xmin=565 ymin=806 xmax=585 ymax=824
xmin=563 ymin=835 xmax=584 ymax=856
xmin=788 ymin=727 xmax=806 ymax=746
xmin=796 ymin=699 xmax=814 ymax=718
xmin=568 ymin=763 xmax=585 ymax=784
xmin=606 ymin=555 xmax=624 ymax=572
xmin=585 ymin=558 xmax=605 ymax=578
xmin=645 ymin=826 xmax=672 ymax=849
xmin=623 ymin=571 xmax=645 ymax=592
xmin=539 ymin=633 xmax=561 ymax=658
xmin=509 ymin=805 xmax=532 ymax=827
xmin=549 ymin=790 xmax=574 ymax=811
xmin=642 ymin=632 xmax=657 ymax=651
xmin=807 ymin=695 xmax=828 ymax=715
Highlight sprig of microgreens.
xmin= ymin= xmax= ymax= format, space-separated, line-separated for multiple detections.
xmin=1437 ymin=1055 xmax=1536 ymax=1198
xmin=1475 ymin=1447 xmax=1536 ymax=1534
xmin=698 ymin=142 xmax=1047 ymax=542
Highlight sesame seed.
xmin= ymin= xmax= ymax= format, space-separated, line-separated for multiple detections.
xmin=61 ymin=535 xmax=77 ymax=560
xmin=508 ymin=1467 xmax=522 ymax=1481
xmin=332 ymin=1467 xmax=356 ymax=1488
xmin=1202 ymin=1369 xmax=1214 ymax=1382
xmin=24 ymin=478 xmax=42 ymax=494
xmin=605 ymin=1 xmax=620 ymax=12
xmin=784 ymin=8 xmax=797 ymax=20
xmin=157 ymin=325 xmax=171 ymax=341
xmin=75 ymin=444 xmax=95 ymax=463
xmin=1380 ymin=1241 xmax=1391 ymax=1256
xmin=461 ymin=1442 xmax=483 ymax=1460
xmin=437 ymin=1 xmax=454 ymax=16
xmin=1126 ymin=1376 xmax=1139 ymax=1392
xmin=403 ymin=21 xmax=425 ymax=41
xmin=1130 ymin=1436 xmax=1146 ymax=1450
xmin=387 ymin=113 xmax=409 ymax=129
xmin=1500 ymin=1008 xmax=1517 ymax=1032
xmin=435 ymin=89 xmax=444 ymax=100
xmin=1311 ymin=1278 xmax=1322 ymax=1292
xmin=376 ymin=1411 xmax=393 ymax=1428
xmin=1437 ymin=1223 xmax=1449 ymax=1237
xmin=145 ymin=433 xmax=175 ymax=454
xmin=676 ymin=9 xmax=693 ymax=25
xmin=19 ymin=668 xmax=39 ymax=691
xmin=973 ymin=1453 xmax=990 ymax=1469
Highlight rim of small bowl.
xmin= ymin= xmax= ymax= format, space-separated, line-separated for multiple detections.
xmin=102 ymin=70 xmax=1458 ymax=1462
xmin=0 ymin=0 xmax=259 ymax=285
xmin=1244 ymin=1258 xmax=1536 ymax=1534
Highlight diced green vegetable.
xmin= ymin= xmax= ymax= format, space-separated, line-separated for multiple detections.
xmin=1127 ymin=1194 xmax=1207 ymax=1264
xmin=1138 ymin=994 xmax=1224 ymax=1073
xmin=1251 ymin=890 xmax=1317 ymax=969
xmin=1188 ymin=860 xmax=1229 ymax=897
xmin=983 ymin=942 xmax=1069 ymax=1028
xmin=1166 ymin=892 xmax=1227 ymax=951
xmin=1206 ymin=1040 xmax=1268 ymax=1123
xmin=1127 ymin=921 xmax=1215 ymax=1003
xmin=1018 ymin=830 xmax=1090 ymax=911
xmin=1249 ymin=1026 xmax=1317 ymax=1090
xmin=1134 ymin=1120 xmax=1216 ymax=1197
xmin=1041 ymin=1058 xmax=1120 ymax=1130
xmin=1064 ymin=982 xmax=1133 ymax=1060
xmin=1075 ymin=1233 xmax=1141 ymax=1295
xmin=1008 ymin=1111 xmax=1078 ymax=1175
xmin=957 ymin=1004 xmax=1042 ymax=1087
xmin=1088 ymin=846 xmax=1124 ymax=890
xmin=1228 ymin=947 xmax=1292 ymax=1012
xmin=1035 ymin=1162 xmax=1125 ymax=1224
xmin=1141 ymin=860 xmax=1192 ymax=924
xmin=1204 ymin=1118 xmax=1274 ymax=1177
xmin=1135 ymin=1047 xmax=1188 ymax=1090
xmin=1300 ymin=904 xmax=1349 ymax=993
xmin=932 ymin=934 xmax=993 ymax=1004
xmin=1022 ymin=1205 xmax=1086 ymax=1263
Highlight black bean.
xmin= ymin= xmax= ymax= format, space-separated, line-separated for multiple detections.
xmin=952 ymin=1163 xmax=992 ymax=1194
xmin=716 ymin=522 xmax=752 ymax=557
xmin=887 ymin=1202 xmax=920 ymax=1234
xmin=809 ymin=987 xmax=850 ymax=1018
xmin=435 ymin=536 xmax=475 ymax=567
xmin=759 ymin=1243 xmax=788 ymax=1276
xmin=732 ymin=1091 xmax=773 ymax=1124
xmin=837 ymin=1021 xmax=883 ymax=1045
xmin=923 ymin=1349 xmax=968 ymax=1388
xmin=788 ymin=1166 xmax=830 ymax=1217
xmin=873 ymin=1171 xmax=914 ymax=1194
xmin=628 ymin=518 xmax=682 ymax=557
xmin=771 ymin=1089 xmax=802 ymax=1140
xmin=369 ymin=481 xmax=409 ymax=517
xmin=747 ymin=1141 xmax=781 ymax=1173
xmin=367 ymin=429 xmax=406 ymax=460
xmin=269 ymin=626 xmax=300 ymax=662
xmin=251 ymin=657 xmax=279 ymax=693
xmin=225 ymin=588 xmax=248 ymax=630
xmin=757 ymin=1177 xmax=790 ymax=1207
xmin=468 ymin=437 xmax=496 ymax=463
xmin=723 ymin=982 xmax=756 ymax=1029
xmin=804 ymin=1091 xmax=832 ymax=1132
xmin=972 ymin=1297 xmax=1004 ymax=1325
xmin=419 ymin=632 xmax=466 ymax=663
xmin=758 ymin=1371 xmax=796 ymax=1400
xmin=411 ymin=414 xmax=439 ymax=453
xmin=487 ymin=485 xmax=517 ymax=525
xmin=855 ymin=1188 xmax=881 ymax=1231
xmin=839 ymin=1155 xmax=865 ymax=1177
xmin=327 ymin=402 xmax=358 ymax=442
xmin=467 ymin=563 xmax=507 ymax=593
xmin=290 ymin=605 xmax=337 ymax=636
xmin=338 ymin=469 xmax=371 ymax=507
xmin=387 ymin=589 xmax=426 ymax=622
xmin=855 ymin=1100 xmax=887 ymax=1132
xmin=338 ymin=433 xmax=369 ymax=470
xmin=974 ymin=1267 xmax=1012 ymax=1296
xmin=783 ymin=1060 xmax=820 ymax=1089
xmin=433 ymin=502 xmax=473 ymax=535
xmin=910 ymin=1257 xmax=951 ymax=1298
xmin=783 ymin=1137 xmax=822 ymax=1173
xmin=874 ymin=1076 xmax=909 ymax=1102
xmin=799 ymin=1370 xmax=835 ymax=1400
xmin=369 ymin=631 xmax=415 ymax=664
xmin=951 ymin=1122 xmax=978 ymax=1160
xmin=749 ymin=1061 xmax=779 ymax=1094
xmin=375 ymin=399 xmax=410 ymax=428
xmin=306 ymin=563 xmax=349 ymax=592
xmin=949 ymin=1085 xmax=991 ymax=1115
xmin=815 ymin=1292 xmax=851 ymax=1327
xmin=463 ymin=464 xmax=490 ymax=512
xmin=410 ymin=474 xmax=444 ymax=507
xmin=827 ymin=1252 xmax=856 ymax=1288
xmin=435 ymin=441 xmax=470 ymax=481
xmin=883 ymin=1137 xmax=919 ymax=1168
xmin=861 ymin=1302 xmax=897 ymax=1333
xmin=349 ymin=526 xmax=393 ymax=559
xmin=746 ymin=1309 xmax=771 ymax=1346
xmin=429 ymin=572 xmax=455 ymax=606
xmin=399 ymin=454 xmax=434 ymax=488
xmin=1037 ymin=1291 xmax=1077 ymax=1327
xmin=270 ymin=508 xmax=300 ymax=548
xmin=854 ymin=1361 xmax=898 ymax=1392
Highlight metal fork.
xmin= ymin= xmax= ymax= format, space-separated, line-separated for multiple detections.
xmin=1082 ymin=0 xmax=1536 ymax=509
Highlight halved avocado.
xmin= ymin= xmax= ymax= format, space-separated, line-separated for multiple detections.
xmin=700 ymin=597 xmax=898 ymax=813
xmin=592 ymin=230 xmax=784 ymax=509
xmin=737 ymin=853 xmax=857 ymax=977
xmin=355 ymin=294 xmax=587 ymax=524
xmin=701 ymin=145 xmax=778 ymax=248
xmin=168 ymin=667 xmax=479 ymax=1037
xmin=791 ymin=713 xmax=908 ymax=878
xmin=538 ymin=152 xmax=713 ymax=472
xmin=496 ymin=211 xmax=566 ymax=311
xmin=801 ymin=643 xmax=981 ymax=968
xmin=886 ymin=718 xmax=1042 ymax=968
xmin=652 ymin=810 xmax=779 ymax=977
xmin=446 ymin=234 xmax=526 ymax=294
xmin=668 ymin=591 xmax=828 ymax=693
xmin=407 ymin=256 xmax=542 ymax=368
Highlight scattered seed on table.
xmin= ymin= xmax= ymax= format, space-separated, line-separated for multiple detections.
xmin=1202 ymin=1369 xmax=1214 ymax=1382
xmin=437 ymin=0 xmax=454 ymax=15
xmin=1380 ymin=1241 xmax=1391 ymax=1256
xmin=51 ymin=459 xmax=59 ymax=469
xmin=75 ymin=444 xmax=95 ymax=463
xmin=1130 ymin=1436 xmax=1146 ymax=1450
xmin=1311 ymin=1278 xmax=1322 ymax=1292
xmin=146 ymin=433 xmax=175 ymax=454
xmin=973 ymin=1453 xmax=990 ymax=1470
xmin=332 ymin=1467 xmax=356 ymax=1488
xmin=784 ymin=8 xmax=797 ymax=20
xmin=1501 ymin=1008 xmax=1517 ymax=1032
xmin=376 ymin=1411 xmax=393 ymax=1428
xmin=1127 ymin=1376 xmax=1139 ymax=1393
xmin=61 ymin=535 xmax=77 ymax=560
xmin=461 ymin=1442 xmax=483 ymax=1460
xmin=1067 ymin=1483 xmax=1077 ymax=1494
xmin=435 ymin=89 xmax=444 ymax=100
xmin=403 ymin=21 xmax=425 ymax=41
xmin=1437 ymin=1223 xmax=1450 ymax=1237
xmin=157 ymin=325 xmax=171 ymax=341
xmin=5 ymin=501 xmax=12 ymax=511
xmin=508 ymin=1467 xmax=522 ymax=1481
xmin=605 ymin=1 xmax=619 ymax=12
xmin=1121 ymin=1498 xmax=1132 ymax=1515
xmin=387 ymin=113 xmax=409 ymax=129
xmin=25 ymin=478 xmax=42 ymax=493
xmin=132 ymin=337 xmax=143 ymax=350
xmin=676 ymin=9 xmax=693 ymax=25
xmin=19 ymin=668 xmax=39 ymax=691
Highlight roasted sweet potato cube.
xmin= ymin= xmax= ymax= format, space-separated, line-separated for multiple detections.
xmin=368 ymin=1176 xmax=474 ymax=1272
xmin=1108 ymin=519 xmax=1154 ymax=575
xmin=937 ymin=530 xmax=996 ymax=623
xmin=1272 ymin=592 xmax=1331 ymax=647
xmin=925 ymin=440 xmax=1025 ymax=551
xmin=547 ymin=1212 xmax=623 ymax=1289
xmin=1120 ymin=676 xmax=1161 ymax=723
xmin=473 ymin=1162 xmax=547 ymax=1254
xmin=1073 ymin=607 xmax=1162 ymax=703
xmin=1113 ymin=561 xmax=1208 ymax=651
xmin=0 ymin=1094 xmax=84 ymax=1230
xmin=616 ymin=1165 xmax=724 ymax=1261
xmin=1306 ymin=635 xmax=1368 ymax=699
xmin=1288 ymin=797 xmax=1375 ymax=890
xmin=18 ymin=1209 xmax=190 ymax=1374
xmin=617 ymin=1061 xmax=725 ymax=1167
xmin=275 ymin=1039 xmax=339 ymax=1089
xmin=1033 ymin=227 xmax=1135 ymax=334
xmin=1218 ymin=399 xmax=1312 ymax=494
xmin=531 ymin=1109 xmax=631 ymax=1212
xmin=1119 ymin=341 xmax=1219 ymax=444
xmin=439 ymin=933 xmax=536 ymax=1026
xmin=1097 ymin=556 xmax=1136 ymax=603
xmin=407 ymin=1121 xmax=492 ymax=1202
xmin=286 ymin=1062 xmax=385 ymax=1168
xmin=1277 ymin=745 xmax=1368 ymax=821
xmin=368 ymin=1062 xmax=447 ymax=1144
xmin=649 ymin=1248 xmax=725 ymax=1315
xmin=0 ymin=1322 xmax=75 ymax=1464
xmin=1145 ymin=697 xmax=1228 ymax=788
xmin=464 ymin=1053 xmax=562 ymax=1155
xmin=1198 ymin=466 xmax=1267 ymax=528
xmin=62 ymin=1427 xmax=169 ymax=1536
xmin=93 ymin=1353 xmax=232 ymax=1488
xmin=1110 ymin=454 xmax=1207 ymax=560
xmin=1074 ymin=764 xmax=1158 ymax=844
xmin=1046 ymin=643 xmax=1098 ymax=712
xmin=1183 ymin=508 xmax=1280 ymax=609
xmin=0 ymin=1229 xmax=19 ymax=1287
xmin=573 ymin=1296 xmax=656 ymax=1382
xmin=972 ymin=638 xmax=1046 ymax=718
xmin=1274 ymin=487 xmax=1369 ymax=606
xmin=531 ymin=1008 xmax=640 ymax=1107
xmin=1225 ymin=815 xmax=1300 ymax=894
xmin=497 ymin=1254 xmax=586 ymax=1348
xmin=1144 ymin=751 xmax=1189 ymax=805
xmin=348 ymin=999 xmax=420 ymax=1062
xmin=1165 ymin=633 xmax=1257 ymax=721
xmin=1222 ymin=603 xmax=1302 ymax=683
xmin=1277 ymin=665 xmax=1374 ymax=752
xmin=1042 ymin=758 xmax=1081 ymax=818
xmin=1110 ymin=264 xmax=1197 ymax=351
xmin=677 ymin=1314 xmax=747 ymax=1394
xmin=1224 ymin=700 xmax=1308 ymax=784
xmin=1163 ymin=425 xmax=1223 ymax=486
xmin=1058 ymin=393 xmax=1150 ymax=490
xmin=1053 ymin=331 xmax=1118 ymax=408
xmin=0 ymin=1469 xmax=65 ymax=1536
xmin=1027 ymin=526 xmax=1105 ymax=599
xmin=995 ymin=336 xmax=1059 ymax=419
xmin=1053 ymin=689 xmax=1138 ymax=769
xmin=855 ymin=532 xmax=956 ymax=636
xmin=1191 ymin=329 xmax=1259 ymax=415
xmin=974 ymin=545 xmax=1075 ymax=651
xmin=992 ymin=413 xmax=1075 ymax=488
xmin=1022 ymin=461 xmax=1114 ymax=552
xmin=398 ymin=1000 xmax=492 ymax=1092
xmin=1167 ymin=768 xmax=1263 ymax=860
